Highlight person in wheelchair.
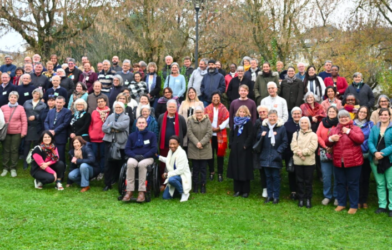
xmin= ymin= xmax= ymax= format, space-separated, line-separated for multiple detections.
xmin=122 ymin=116 xmax=157 ymax=202
xmin=159 ymin=135 xmax=191 ymax=202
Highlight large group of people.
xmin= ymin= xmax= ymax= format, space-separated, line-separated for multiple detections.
xmin=0 ymin=54 xmax=391 ymax=215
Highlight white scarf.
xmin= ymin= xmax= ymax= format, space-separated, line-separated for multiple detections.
xmin=250 ymin=68 xmax=257 ymax=82
xmin=268 ymin=122 xmax=276 ymax=146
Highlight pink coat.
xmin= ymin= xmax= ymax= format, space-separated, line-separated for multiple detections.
xmin=1 ymin=105 xmax=27 ymax=136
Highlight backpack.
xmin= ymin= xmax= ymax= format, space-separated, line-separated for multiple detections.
xmin=26 ymin=146 xmax=42 ymax=164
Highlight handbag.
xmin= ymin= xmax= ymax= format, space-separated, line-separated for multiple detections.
xmin=320 ymin=148 xmax=333 ymax=162
xmin=286 ymin=157 xmax=295 ymax=173
xmin=252 ymin=128 xmax=263 ymax=154
xmin=0 ymin=106 xmax=18 ymax=141
xmin=109 ymin=135 xmax=122 ymax=160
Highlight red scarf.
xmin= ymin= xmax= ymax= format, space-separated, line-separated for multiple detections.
xmin=301 ymin=102 xmax=326 ymax=122
xmin=160 ymin=111 xmax=180 ymax=149
xmin=205 ymin=103 xmax=229 ymax=156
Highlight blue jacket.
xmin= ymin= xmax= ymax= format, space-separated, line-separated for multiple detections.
xmin=0 ymin=64 xmax=17 ymax=78
xmin=257 ymin=120 xmax=288 ymax=168
xmin=368 ymin=122 xmax=392 ymax=162
xmin=131 ymin=116 xmax=159 ymax=139
xmin=124 ymin=130 xmax=157 ymax=158
xmin=353 ymin=120 xmax=374 ymax=153
xmin=44 ymin=87 xmax=68 ymax=105
xmin=17 ymin=83 xmax=36 ymax=105
xmin=200 ymin=69 xmax=225 ymax=102
xmin=0 ymin=82 xmax=17 ymax=107
xmin=44 ymin=108 xmax=72 ymax=144
xmin=68 ymin=143 xmax=99 ymax=184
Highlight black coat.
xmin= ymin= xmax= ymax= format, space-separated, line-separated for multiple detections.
xmin=226 ymin=77 xmax=254 ymax=102
xmin=244 ymin=67 xmax=260 ymax=82
xmin=343 ymin=84 xmax=375 ymax=109
xmin=155 ymin=102 xmax=167 ymax=118
xmin=280 ymin=78 xmax=304 ymax=111
xmin=65 ymin=67 xmax=83 ymax=85
xmin=69 ymin=111 xmax=91 ymax=141
xmin=227 ymin=121 xmax=254 ymax=180
xmin=283 ymin=119 xmax=300 ymax=160
xmin=145 ymin=73 xmax=161 ymax=98
xmin=24 ymin=100 xmax=47 ymax=141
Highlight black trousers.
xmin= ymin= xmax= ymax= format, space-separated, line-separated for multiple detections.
xmin=359 ymin=159 xmax=371 ymax=204
xmin=284 ymin=156 xmax=297 ymax=193
xmin=295 ymin=164 xmax=315 ymax=200
xmin=55 ymin=143 xmax=66 ymax=165
xmin=104 ymin=142 xmax=125 ymax=187
xmin=259 ymin=169 xmax=267 ymax=189
xmin=192 ymin=159 xmax=207 ymax=186
xmin=32 ymin=161 xmax=65 ymax=184
xmin=23 ymin=140 xmax=38 ymax=168
xmin=208 ymin=136 xmax=224 ymax=174
xmin=234 ymin=180 xmax=250 ymax=194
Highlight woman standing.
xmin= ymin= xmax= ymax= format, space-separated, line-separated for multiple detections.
xmin=353 ymin=106 xmax=373 ymax=209
xmin=321 ymin=86 xmax=343 ymax=113
xmin=343 ymin=72 xmax=375 ymax=109
xmin=69 ymin=99 xmax=91 ymax=142
xmin=23 ymin=88 xmax=47 ymax=169
xmin=30 ymin=131 xmax=65 ymax=190
xmin=368 ymin=108 xmax=392 ymax=217
xmin=226 ymin=66 xmax=253 ymax=102
xmin=323 ymin=65 xmax=348 ymax=99
xmin=187 ymin=106 xmax=212 ymax=193
xmin=145 ymin=62 xmax=161 ymax=107
xmin=108 ymin=75 xmax=124 ymax=109
xmin=102 ymin=101 xmax=130 ymax=191
xmin=326 ymin=110 xmax=364 ymax=214
xmin=155 ymin=87 xmax=179 ymax=118
xmin=0 ymin=91 xmax=27 ymax=177
xmin=68 ymin=82 xmax=88 ymax=114
xmin=227 ymin=105 xmax=254 ymax=198
xmin=317 ymin=106 xmax=339 ymax=206
xmin=254 ymin=62 xmax=280 ymax=104
xmin=300 ymin=92 xmax=326 ymax=132
xmin=258 ymin=110 xmax=288 ymax=203
xmin=370 ymin=95 xmax=392 ymax=124
xmin=129 ymin=72 xmax=147 ymax=103
xmin=304 ymin=66 xmax=326 ymax=103
xmin=291 ymin=117 xmax=318 ymax=208
xmin=164 ymin=63 xmax=186 ymax=100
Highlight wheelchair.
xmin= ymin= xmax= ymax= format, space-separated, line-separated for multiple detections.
xmin=117 ymin=161 xmax=160 ymax=202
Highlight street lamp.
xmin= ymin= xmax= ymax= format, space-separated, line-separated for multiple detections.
xmin=193 ymin=0 xmax=201 ymax=68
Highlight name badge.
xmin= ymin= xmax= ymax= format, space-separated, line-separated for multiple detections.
xmin=54 ymin=92 xmax=59 ymax=96
xmin=125 ymin=80 xmax=129 ymax=85
xmin=175 ymin=79 xmax=180 ymax=83
xmin=105 ymin=75 xmax=110 ymax=79
xmin=24 ymin=92 xmax=29 ymax=96
xmin=144 ymin=140 xmax=150 ymax=145
xmin=2 ymin=91 xmax=6 ymax=95
xmin=86 ymin=77 xmax=89 ymax=81
xmin=273 ymin=104 xmax=278 ymax=108
xmin=70 ymin=75 xmax=74 ymax=79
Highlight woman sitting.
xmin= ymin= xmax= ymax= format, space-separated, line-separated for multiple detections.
xmin=30 ymin=131 xmax=65 ymax=190
xmin=67 ymin=136 xmax=99 ymax=192
xmin=123 ymin=117 xmax=157 ymax=202
xmin=159 ymin=136 xmax=192 ymax=202
xmin=131 ymin=105 xmax=158 ymax=138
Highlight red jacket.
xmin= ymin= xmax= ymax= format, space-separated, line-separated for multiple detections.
xmin=324 ymin=77 xmax=348 ymax=96
xmin=224 ymin=73 xmax=237 ymax=92
xmin=88 ymin=108 xmax=107 ymax=143
xmin=325 ymin=121 xmax=364 ymax=168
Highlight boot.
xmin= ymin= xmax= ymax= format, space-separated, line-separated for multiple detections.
xmin=136 ymin=192 xmax=145 ymax=202
xmin=200 ymin=184 xmax=206 ymax=193
xmin=306 ymin=199 xmax=312 ymax=208
xmin=122 ymin=191 xmax=133 ymax=202
xmin=193 ymin=184 xmax=199 ymax=193
xmin=298 ymin=200 xmax=304 ymax=207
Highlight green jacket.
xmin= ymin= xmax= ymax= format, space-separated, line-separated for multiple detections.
xmin=254 ymin=71 xmax=280 ymax=104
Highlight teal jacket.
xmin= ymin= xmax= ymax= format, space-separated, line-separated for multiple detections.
xmin=131 ymin=115 xmax=158 ymax=139
xmin=368 ymin=122 xmax=392 ymax=162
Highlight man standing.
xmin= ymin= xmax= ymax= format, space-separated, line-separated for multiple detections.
xmin=30 ymin=63 xmax=49 ymax=89
xmin=65 ymin=58 xmax=82 ymax=86
xmin=117 ymin=60 xmax=134 ymax=87
xmin=182 ymin=57 xmax=194 ymax=80
xmin=215 ymin=61 xmax=226 ymax=76
xmin=229 ymin=84 xmax=257 ymax=129
xmin=56 ymin=68 xmax=75 ymax=98
xmin=87 ymin=81 xmax=109 ymax=113
xmin=188 ymin=58 xmax=208 ymax=98
xmin=244 ymin=58 xmax=260 ymax=83
xmin=111 ymin=56 xmax=122 ymax=72
xmin=97 ymin=62 xmax=103 ymax=73
xmin=260 ymin=82 xmax=288 ymax=122
xmin=139 ymin=61 xmax=148 ymax=76
xmin=98 ymin=60 xmax=117 ymax=95
xmin=162 ymin=55 xmax=173 ymax=81
xmin=0 ymin=73 xmax=17 ymax=107
xmin=44 ymin=96 xmax=72 ymax=164
xmin=200 ymin=60 xmax=225 ymax=106
xmin=24 ymin=57 xmax=32 ymax=64
xmin=0 ymin=55 xmax=17 ymax=80
xmin=295 ymin=62 xmax=306 ymax=81
xmin=43 ymin=75 xmax=68 ymax=104
xmin=16 ymin=74 xmax=35 ymax=105
xmin=318 ymin=60 xmax=333 ymax=80
xmin=24 ymin=63 xmax=33 ymax=74
xmin=276 ymin=61 xmax=287 ymax=81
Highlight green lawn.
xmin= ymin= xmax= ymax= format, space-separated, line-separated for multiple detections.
xmin=0 ymin=160 xmax=391 ymax=249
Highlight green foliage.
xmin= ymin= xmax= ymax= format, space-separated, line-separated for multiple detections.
xmin=377 ymin=63 xmax=392 ymax=96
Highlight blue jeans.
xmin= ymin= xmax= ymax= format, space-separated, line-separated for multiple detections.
xmin=264 ymin=167 xmax=281 ymax=199
xmin=334 ymin=165 xmax=362 ymax=208
xmin=68 ymin=163 xmax=94 ymax=187
xmin=321 ymin=161 xmax=337 ymax=199
xmin=162 ymin=175 xmax=183 ymax=199
xmin=91 ymin=142 xmax=105 ymax=173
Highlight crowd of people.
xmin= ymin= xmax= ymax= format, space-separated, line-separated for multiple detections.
xmin=0 ymin=54 xmax=391 ymax=215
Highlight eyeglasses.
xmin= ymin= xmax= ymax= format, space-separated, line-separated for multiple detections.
xmin=258 ymin=111 xmax=267 ymax=113
xmin=380 ymin=100 xmax=389 ymax=103
xmin=97 ymin=101 xmax=106 ymax=103
xmin=164 ymin=92 xmax=171 ymax=94
xmin=359 ymin=111 xmax=367 ymax=114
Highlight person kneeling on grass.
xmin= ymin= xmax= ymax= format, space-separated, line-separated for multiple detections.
xmin=122 ymin=116 xmax=157 ymax=203
xmin=31 ymin=131 xmax=65 ymax=190
xmin=67 ymin=136 xmax=99 ymax=192
xmin=158 ymin=136 xmax=191 ymax=202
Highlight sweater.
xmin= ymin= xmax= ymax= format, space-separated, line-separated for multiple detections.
xmin=0 ymin=105 xmax=27 ymax=136
xmin=30 ymin=73 xmax=49 ymax=89
xmin=260 ymin=96 xmax=288 ymax=122
xmin=0 ymin=82 xmax=17 ymax=107
xmin=79 ymin=72 xmax=98 ymax=93
xmin=164 ymin=74 xmax=186 ymax=98
xmin=0 ymin=64 xmax=17 ymax=78
xmin=87 ymin=92 xmax=109 ymax=113
xmin=290 ymin=130 xmax=318 ymax=165
xmin=16 ymin=83 xmax=36 ymax=105
xmin=321 ymin=98 xmax=343 ymax=113
xmin=117 ymin=71 xmax=134 ymax=87
xmin=124 ymin=130 xmax=157 ymax=158
xmin=188 ymin=67 xmax=208 ymax=96
xmin=68 ymin=92 xmax=88 ymax=110
xmin=43 ymin=87 xmax=68 ymax=105
xmin=229 ymin=98 xmax=257 ymax=129
xmin=98 ymin=69 xmax=117 ymax=93
xmin=318 ymin=71 xmax=332 ymax=80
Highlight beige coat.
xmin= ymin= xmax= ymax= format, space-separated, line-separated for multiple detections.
xmin=370 ymin=108 xmax=392 ymax=125
xmin=186 ymin=114 xmax=212 ymax=160
xmin=178 ymin=100 xmax=204 ymax=146
xmin=290 ymin=130 xmax=318 ymax=165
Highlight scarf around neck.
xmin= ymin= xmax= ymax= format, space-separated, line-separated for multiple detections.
xmin=8 ymin=102 xmax=18 ymax=107
xmin=233 ymin=116 xmax=250 ymax=136
xmin=267 ymin=122 xmax=277 ymax=146
xmin=285 ymin=74 xmax=296 ymax=83
xmin=96 ymin=106 xmax=110 ymax=122
xmin=160 ymin=111 xmax=180 ymax=149
xmin=322 ymin=116 xmax=339 ymax=128
xmin=354 ymin=118 xmax=367 ymax=128
xmin=250 ymin=68 xmax=258 ymax=82
xmin=40 ymin=143 xmax=59 ymax=161
xmin=135 ymin=129 xmax=148 ymax=148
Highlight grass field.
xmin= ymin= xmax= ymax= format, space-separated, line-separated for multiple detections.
xmin=0 ymin=158 xmax=391 ymax=250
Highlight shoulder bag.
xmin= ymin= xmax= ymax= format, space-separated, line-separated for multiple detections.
xmin=0 ymin=106 xmax=18 ymax=141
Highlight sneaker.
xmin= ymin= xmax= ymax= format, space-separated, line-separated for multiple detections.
xmin=97 ymin=173 xmax=104 ymax=181
xmin=34 ymin=179 xmax=43 ymax=189
xmin=321 ymin=198 xmax=330 ymax=205
xmin=334 ymin=199 xmax=338 ymax=206
xmin=10 ymin=169 xmax=17 ymax=177
xmin=262 ymin=188 xmax=268 ymax=198
xmin=55 ymin=182 xmax=64 ymax=191
xmin=180 ymin=193 xmax=190 ymax=202
xmin=1 ymin=170 xmax=8 ymax=177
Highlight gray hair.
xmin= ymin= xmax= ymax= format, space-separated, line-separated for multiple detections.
xmin=338 ymin=110 xmax=351 ymax=119
xmin=377 ymin=94 xmax=390 ymax=108
xmin=113 ymin=101 xmax=125 ymax=111
xmin=140 ymin=105 xmax=151 ymax=113
xmin=267 ymin=82 xmax=277 ymax=88
xmin=9 ymin=91 xmax=19 ymax=99
xmin=250 ymin=58 xmax=259 ymax=64
xmin=68 ymin=58 xmax=75 ymax=63
xmin=5 ymin=55 xmax=12 ymax=60
xmin=56 ymin=68 xmax=65 ymax=73
xmin=139 ymin=61 xmax=147 ymax=67
xmin=74 ymin=98 xmax=88 ymax=111
xmin=241 ymin=56 xmax=252 ymax=65
xmin=21 ymin=73 xmax=31 ymax=80
xmin=123 ymin=59 xmax=131 ymax=65
xmin=103 ymin=59 xmax=111 ymax=65
xmin=34 ymin=62 xmax=43 ymax=67
xmin=194 ymin=106 xmax=204 ymax=112
xmin=166 ymin=99 xmax=178 ymax=107
xmin=299 ymin=116 xmax=311 ymax=129
xmin=56 ymin=96 xmax=66 ymax=102
xmin=171 ymin=62 xmax=179 ymax=68
xmin=353 ymin=72 xmax=363 ymax=79
xmin=237 ymin=66 xmax=244 ymax=72
xmin=291 ymin=107 xmax=302 ymax=115
xmin=257 ymin=105 xmax=269 ymax=112
xmin=304 ymin=91 xmax=315 ymax=101
xmin=165 ymin=55 xmax=173 ymax=61
xmin=32 ymin=88 xmax=43 ymax=98
xmin=325 ymin=60 xmax=332 ymax=65
xmin=268 ymin=109 xmax=278 ymax=116
xmin=113 ymin=74 xmax=123 ymax=86
xmin=200 ymin=58 xmax=209 ymax=66
xmin=61 ymin=63 xmax=68 ymax=69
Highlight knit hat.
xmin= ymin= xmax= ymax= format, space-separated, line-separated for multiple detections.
xmin=208 ymin=59 xmax=216 ymax=64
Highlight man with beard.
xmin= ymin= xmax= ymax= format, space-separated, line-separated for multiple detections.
xmin=200 ymin=60 xmax=226 ymax=106
xmin=111 ymin=56 xmax=122 ymax=72
xmin=24 ymin=63 xmax=33 ymax=74
xmin=254 ymin=62 xmax=280 ymax=104
xmin=188 ymin=58 xmax=208 ymax=99
xmin=65 ymin=58 xmax=82 ymax=86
